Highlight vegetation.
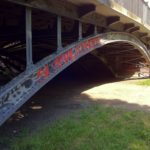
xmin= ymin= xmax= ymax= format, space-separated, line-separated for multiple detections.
xmin=1 ymin=105 xmax=150 ymax=150
xmin=135 ymin=79 xmax=150 ymax=86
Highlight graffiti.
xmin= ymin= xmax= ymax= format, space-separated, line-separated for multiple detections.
xmin=1 ymin=79 xmax=33 ymax=106
xmin=36 ymin=36 xmax=101 ymax=82
xmin=52 ymin=37 xmax=100 ymax=70
xmin=52 ymin=48 xmax=74 ymax=70
xmin=0 ymin=36 xmax=101 ymax=108
xmin=36 ymin=64 xmax=50 ymax=82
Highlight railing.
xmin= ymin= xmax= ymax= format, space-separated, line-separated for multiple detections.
xmin=113 ymin=0 xmax=150 ymax=26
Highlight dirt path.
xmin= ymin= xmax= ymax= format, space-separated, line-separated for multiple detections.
xmin=0 ymin=76 xmax=150 ymax=137
xmin=82 ymin=80 xmax=150 ymax=109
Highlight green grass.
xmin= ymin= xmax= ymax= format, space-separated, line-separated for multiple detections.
xmin=135 ymin=79 xmax=150 ymax=86
xmin=1 ymin=105 xmax=150 ymax=150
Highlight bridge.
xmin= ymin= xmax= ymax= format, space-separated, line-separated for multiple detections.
xmin=0 ymin=0 xmax=150 ymax=125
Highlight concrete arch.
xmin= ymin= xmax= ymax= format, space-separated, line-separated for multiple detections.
xmin=0 ymin=32 xmax=150 ymax=125
xmin=44 ymin=32 xmax=150 ymax=79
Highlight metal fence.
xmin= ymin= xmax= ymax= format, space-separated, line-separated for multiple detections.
xmin=114 ymin=0 xmax=150 ymax=26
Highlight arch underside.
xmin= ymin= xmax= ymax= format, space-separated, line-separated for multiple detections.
xmin=0 ymin=32 xmax=150 ymax=125
xmin=92 ymin=41 xmax=150 ymax=79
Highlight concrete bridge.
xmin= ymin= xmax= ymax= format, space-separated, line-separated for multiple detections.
xmin=0 ymin=0 xmax=150 ymax=125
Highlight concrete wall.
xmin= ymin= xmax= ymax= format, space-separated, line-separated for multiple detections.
xmin=113 ymin=0 xmax=150 ymax=26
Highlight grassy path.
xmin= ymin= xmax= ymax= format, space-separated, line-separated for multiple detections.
xmin=1 ymin=105 xmax=150 ymax=150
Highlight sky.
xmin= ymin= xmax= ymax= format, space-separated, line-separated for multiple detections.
xmin=144 ymin=0 xmax=150 ymax=7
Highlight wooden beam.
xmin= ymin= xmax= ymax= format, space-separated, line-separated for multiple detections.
xmin=6 ymin=0 xmax=115 ymax=30
xmin=139 ymin=33 xmax=149 ymax=44
xmin=81 ymin=12 xmax=107 ymax=27
xmin=8 ymin=0 xmax=79 ymax=19
xmin=146 ymin=37 xmax=150 ymax=41
xmin=107 ymin=16 xmax=120 ymax=26
xmin=78 ymin=4 xmax=96 ymax=18
xmin=139 ymin=32 xmax=148 ymax=38
xmin=124 ymin=23 xmax=134 ymax=31
xmin=109 ymin=22 xmax=124 ymax=31
xmin=128 ymin=26 xmax=140 ymax=33
xmin=146 ymin=37 xmax=150 ymax=43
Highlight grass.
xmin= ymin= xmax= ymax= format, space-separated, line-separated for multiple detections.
xmin=135 ymin=79 xmax=150 ymax=86
xmin=1 ymin=105 xmax=150 ymax=150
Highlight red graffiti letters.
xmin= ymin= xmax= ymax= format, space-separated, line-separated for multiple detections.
xmin=37 ymin=64 xmax=50 ymax=79
xmin=36 ymin=36 xmax=101 ymax=82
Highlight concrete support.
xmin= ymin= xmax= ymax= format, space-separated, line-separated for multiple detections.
xmin=57 ymin=16 xmax=62 ymax=51
xmin=26 ymin=7 xmax=33 ymax=68
xmin=79 ymin=21 xmax=82 ymax=40
xmin=94 ymin=25 xmax=97 ymax=35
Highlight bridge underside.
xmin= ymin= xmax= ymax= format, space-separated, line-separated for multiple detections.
xmin=0 ymin=1 xmax=149 ymax=85
xmin=0 ymin=1 xmax=150 ymax=125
